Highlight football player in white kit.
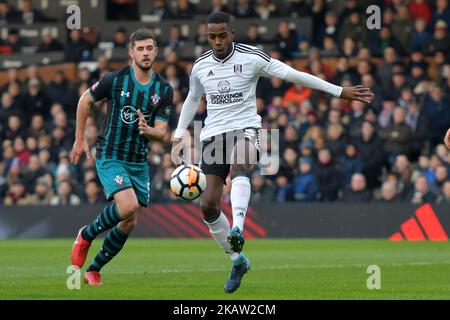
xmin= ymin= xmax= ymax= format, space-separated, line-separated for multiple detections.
xmin=172 ymin=11 xmax=374 ymax=293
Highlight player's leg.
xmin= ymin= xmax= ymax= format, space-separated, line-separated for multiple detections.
xmin=228 ymin=130 xmax=259 ymax=252
xmin=200 ymin=173 xmax=231 ymax=254
xmin=71 ymin=160 xmax=135 ymax=268
xmin=84 ymin=188 xmax=140 ymax=285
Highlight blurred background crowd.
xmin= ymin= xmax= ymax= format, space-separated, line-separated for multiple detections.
xmin=1 ymin=0 xmax=450 ymax=206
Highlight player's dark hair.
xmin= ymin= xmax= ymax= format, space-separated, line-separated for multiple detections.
xmin=206 ymin=11 xmax=230 ymax=25
xmin=129 ymin=28 xmax=157 ymax=48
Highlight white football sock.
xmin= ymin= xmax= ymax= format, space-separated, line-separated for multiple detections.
xmin=205 ymin=211 xmax=231 ymax=254
xmin=230 ymin=176 xmax=251 ymax=231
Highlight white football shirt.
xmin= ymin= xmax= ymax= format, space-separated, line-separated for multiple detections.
xmin=175 ymin=42 xmax=342 ymax=141
xmin=189 ymin=42 xmax=289 ymax=141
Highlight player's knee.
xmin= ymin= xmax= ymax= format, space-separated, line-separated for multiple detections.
xmin=118 ymin=201 xmax=140 ymax=219
xmin=200 ymin=200 xmax=220 ymax=219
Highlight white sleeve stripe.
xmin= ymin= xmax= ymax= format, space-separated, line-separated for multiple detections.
xmin=235 ymin=44 xmax=270 ymax=60
xmin=235 ymin=48 xmax=270 ymax=62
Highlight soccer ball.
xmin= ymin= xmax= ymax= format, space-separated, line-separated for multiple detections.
xmin=170 ymin=164 xmax=207 ymax=201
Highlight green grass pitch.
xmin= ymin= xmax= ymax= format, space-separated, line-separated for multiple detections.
xmin=1 ymin=239 xmax=450 ymax=299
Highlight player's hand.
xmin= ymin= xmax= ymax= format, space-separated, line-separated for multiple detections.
xmin=70 ymin=138 xmax=91 ymax=165
xmin=171 ymin=139 xmax=184 ymax=166
xmin=340 ymin=85 xmax=374 ymax=104
xmin=137 ymin=109 xmax=149 ymax=136
xmin=444 ymin=129 xmax=450 ymax=149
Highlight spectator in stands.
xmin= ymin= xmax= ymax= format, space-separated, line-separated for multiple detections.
xmin=113 ymin=27 xmax=129 ymax=48
xmin=433 ymin=0 xmax=450 ymax=28
xmin=408 ymin=0 xmax=432 ymax=24
xmin=47 ymin=71 xmax=74 ymax=109
xmin=1 ymin=115 xmax=23 ymax=142
xmin=283 ymin=84 xmax=312 ymax=108
xmin=26 ymin=176 xmax=53 ymax=205
xmin=422 ymin=83 xmax=450 ymax=148
xmin=392 ymin=154 xmax=415 ymax=200
xmin=13 ymin=137 xmax=31 ymax=166
xmin=342 ymin=173 xmax=372 ymax=202
xmin=274 ymin=20 xmax=299 ymax=59
xmin=3 ymin=178 xmax=29 ymax=205
xmin=23 ymin=154 xmax=46 ymax=187
xmin=22 ymin=78 xmax=52 ymax=122
xmin=378 ymin=47 xmax=399 ymax=91
xmin=314 ymin=148 xmax=340 ymax=201
xmin=83 ymin=180 xmax=104 ymax=205
xmin=5 ymin=28 xmax=29 ymax=53
xmin=0 ymin=0 xmax=19 ymax=26
xmin=339 ymin=143 xmax=363 ymax=189
xmin=256 ymin=0 xmax=278 ymax=20
xmin=339 ymin=11 xmax=366 ymax=49
xmin=250 ymin=174 xmax=274 ymax=205
xmin=164 ymin=25 xmax=186 ymax=56
xmin=195 ymin=22 xmax=208 ymax=45
xmin=106 ymin=0 xmax=139 ymax=20
xmin=242 ymin=23 xmax=263 ymax=45
xmin=410 ymin=18 xmax=431 ymax=52
xmin=50 ymin=180 xmax=81 ymax=206
xmin=354 ymin=121 xmax=384 ymax=190
xmin=316 ymin=11 xmax=339 ymax=48
xmin=410 ymin=175 xmax=436 ymax=205
xmin=379 ymin=180 xmax=400 ymax=203
xmin=19 ymin=0 xmax=49 ymax=24
xmin=325 ymin=123 xmax=346 ymax=157
xmin=380 ymin=107 xmax=413 ymax=164
xmin=293 ymin=157 xmax=318 ymax=202
xmin=274 ymin=175 xmax=294 ymax=203
xmin=392 ymin=5 xmax=414 ymax=53
xmin=37 ymin=29 xmax=64 ymax=52
xmin=437 ymin=180 xmax=450 ymax=204
xmin=232 ymin=0 xmax=257 ymax=18
xmin=405 ymin=97 xmax=428 ymax=160
xmin=0 ymin=92 xmax=20 ymax=126
xmin=149 ymin=0 xmax=172 ymax=20
xmin=65 ymin=29 xmax=91 ymax=63
xmin=288 ymin=0 xmax=311 ymax=18
xmin=432 ymin=164 xmax=448 ymax=194
xmin=172 ymin=0 xmax=197 ymax=19
xmin=426 ymin=20 xmax=450 ymax=54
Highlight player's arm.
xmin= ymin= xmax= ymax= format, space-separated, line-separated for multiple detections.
xmin=173 ymin=66 xmax=204 ymax=141
xmin=137 ymin=110 xmax=168 ymax=141
xmin=263 ymin=59 xmax=374 ymax=104
xmin=71 ymin=73 xmax=113 ymax=165
xmin=444 ymin=129 xmax=450 ymax=149
xmin=71 ymin=89 xmax=94 ymax=164
xmin=138 ymin=85 xmax=174 ymax=141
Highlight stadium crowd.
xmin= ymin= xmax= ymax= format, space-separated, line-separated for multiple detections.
xmin=1 ymin=0 xmax=450 ymax=206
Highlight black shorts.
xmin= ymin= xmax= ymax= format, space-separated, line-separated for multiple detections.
xmin=200 ymin=128 xmax=261 ymax=181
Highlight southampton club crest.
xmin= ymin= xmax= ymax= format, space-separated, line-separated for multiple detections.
xmin=113 ymin=175 xmax=124 ymax=186
xmin=151 ymin=93 xmax=161 ymax=106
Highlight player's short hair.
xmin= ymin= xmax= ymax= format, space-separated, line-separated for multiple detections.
xmin=206 ymin=11 xmax=230 ymax=25
xmin=129 ymin=28 xmax=157 ymax=48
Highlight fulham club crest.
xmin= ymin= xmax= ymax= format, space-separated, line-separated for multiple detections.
xmin=234 ymin=64 xmax=242 ymax=75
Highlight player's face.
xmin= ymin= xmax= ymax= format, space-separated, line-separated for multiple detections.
xmin=130 ymin=38 xmax=157 ymax=72
xmin=207 ymin=23 xmax=234 ymax=59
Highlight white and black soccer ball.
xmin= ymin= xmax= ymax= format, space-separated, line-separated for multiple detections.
xmin=170 ymin=164 xmax=207 ymax=201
